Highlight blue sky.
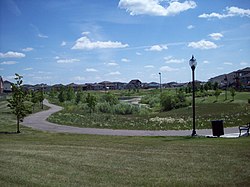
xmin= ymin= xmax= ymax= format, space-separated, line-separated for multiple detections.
xmin=0 ymin=0 xmax=250 ymax=85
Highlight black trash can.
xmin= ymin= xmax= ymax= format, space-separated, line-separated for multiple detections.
xmin=211 ymin=120 xmax=224 ymax=137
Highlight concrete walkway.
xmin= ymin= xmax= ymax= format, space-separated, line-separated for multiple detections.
xmin=22 ymin=99 xmax=239 ymax=136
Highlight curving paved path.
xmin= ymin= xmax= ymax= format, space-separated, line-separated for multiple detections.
xmin=22 ymin=99 xmax=239 ymax=136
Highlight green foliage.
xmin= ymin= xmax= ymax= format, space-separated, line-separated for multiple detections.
xmin=213 ymin=82 xmax=219 ymax=90
xmin=160 ymin=93 xmax=176 ymax=111
xmin=58 ymin=88 xmax=67 ymax=103
xmin=160 ymin=92 xmax=189 ymax=111
xmin=75 ymin=91 xmax=83 ymax=104
xmin=66 ymin=87 xmax=75 ymax=101
xmin=86 ymin=93 xmax=97 ymax=113
xmin=97 ymin=102 xmax=113 ymax=113
xmin=7 ymin=73 xmax=29 ymax=133
xmin=113 ymin=103 xmax=139 ymax=115
xmin=214 ymin=89 xmax=222 ymax=101
xmin=141 ymin=94 xmax=160 ymax=108
xmin=230 ymin=88 xmax=236 ymax=101
xmin=101 ymin=92 xmax=118 ymax=105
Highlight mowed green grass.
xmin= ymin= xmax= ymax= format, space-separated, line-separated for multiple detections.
xmin=0 ymin=100 xmax=250 ymax=186
xmin=1 ymin=132 xmax=250 ymax=187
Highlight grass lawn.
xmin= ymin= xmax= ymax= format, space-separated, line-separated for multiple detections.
xmin=1 ymin=131 xmax=250 ymax=186
xmin=1 ymin=99 xmax=250 ymax=186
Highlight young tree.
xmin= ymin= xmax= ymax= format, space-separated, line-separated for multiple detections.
xmin=230 ymin=88 xmax=236 ymax=101
xmin=31 ymin=90 xmax=39 ymax=112
xmin=66 ymin=87 xmax=75 ymax=101
xmin=58 ymin=88 xmax=66 ymax=103
xmin=214 ymin=89 xmax=221 ymax=102
xmin=86 ymin=93 xmax=97 ymax=113
xmin=213 ymin=82 xmax=219 ymax=90
xmin=75 ymin=91 xmax=83 ymax=104
xmin=7 ymin=74 xmax=29 ymax=133
xmin=37 ymin=90 xmax=44 ymax=109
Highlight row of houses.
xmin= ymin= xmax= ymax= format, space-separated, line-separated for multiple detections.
xmin=208 ymin=67 xmax=250 ymax=90
xmin=1 ymin=67 xmax=249 ymax=94
xmin=0 ymin=77 xmax=186 ymax=94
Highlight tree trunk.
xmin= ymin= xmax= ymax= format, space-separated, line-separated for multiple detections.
xmin=17 ymin=116 xmax=20 ymax=133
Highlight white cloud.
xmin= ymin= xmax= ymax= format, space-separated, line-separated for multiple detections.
xmin=144 ymin=65 xmax=154 ymax=68
xmin=73 ymin=76 xmax=85 ymax=82
xmin=38 ymin=33 xmax=48 ymax=38
xmin=203 ymin=60 xmax=210 ymax=64
xmin=106 ymin=62 xmax=118 ymax=66
xmin=160 ymin=66 xmax=179 ymax=72
xmin=121 ymin=58 xmax=130 ymax=62
xmin=209 ymin=33 xmax=223 ymax=40
xmin=82 ymin=31 xmax=90 ymax=35
xmin=0 ymin=51 xmax=25 ymax=58
xmin=61 ymin=41 xmax=66 ymax=46
xmin=0 ymin=61 xmax=18 ymax=65
xmin=22 ymin=47 xmax=34 ymax=52
xmin=136 ymin=52 xmax=142 ymax=55
xmin=72 ymin=36 xmax=128 ymax=50
xmin=54 ymin=56 xmax=60 ymax=60
xmin=188 ymin=40 xmax=218 ymax=49
xmin=24 ymin=67 xmax=33 ymax=71
xmin=199 ymin=6 xmax=250 ymax=19
xmin=224 ymin=62 xmax=233 ymax=65
xmin=187 ymin=25 xmax=194 ymax=29
xmin=108 ymin=71 xmax=121 ymax=75
xmin=86 ymin=68 xmax=98 ymax=72
xmin=118 ymin=0 xmax=197 ymax=16
xmin=57 ymin=58 xmax=80 ymax=63
xmin=164 ymin=56 xmax=185 ymax=64
xmin=145 ymin=44 xmax=168 ymax=51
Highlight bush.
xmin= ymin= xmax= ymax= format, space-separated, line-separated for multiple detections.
xmin=160 ymin=92 xmax=190 ymax=111
xmin=160 ymin=93 xmax=176 ymax=111
xmin=113 ymin=103 xmax=139 ymax=115
xmin=248 ymin=98 xmax=250 ymax=104
xmin=101 ymin=93 xmax=118 ymax=105
xmin=97 ymin=102 xmax=112 ymax=113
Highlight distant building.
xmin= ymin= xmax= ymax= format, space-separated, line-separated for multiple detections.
xmin=0 ymin=76 xmax=3 ymax=94
xmin=3 ymin=80 xmax=12 ymax=92
xmin=126 ymin=79 xmax=142 ymax=89
xmin=209 ymin=67 xmax=250 ymax=90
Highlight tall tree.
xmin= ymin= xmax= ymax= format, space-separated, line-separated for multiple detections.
xmin=7 ymin=74 xmax=29 ymax=133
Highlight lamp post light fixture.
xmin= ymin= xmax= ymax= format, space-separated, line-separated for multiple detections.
xmin=189 ymin=55 xmax=197 ymax=137
xmin=159 ymin=72 xmax=162 ymax=92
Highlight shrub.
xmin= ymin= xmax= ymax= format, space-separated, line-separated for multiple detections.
xmin=113 ymin=103 xmax=139 ymax=115
xmin=160 ymin=92 xmax=190 ymax=111
xmin=101 ymin=93 xmax=118 ymax=105
xmin=248 ymin=98 xmax=250 ymax=104
xmin=160 ymin=93 xmax=176 ymax=111
xmin=97 ymin=102 xmax=112 ymax=113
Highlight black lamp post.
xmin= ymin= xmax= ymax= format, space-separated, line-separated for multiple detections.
xmin=159 ymin=72 xmax=162 ymax=92
xmin=189 ymin=55 xmax=197 ymax=136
